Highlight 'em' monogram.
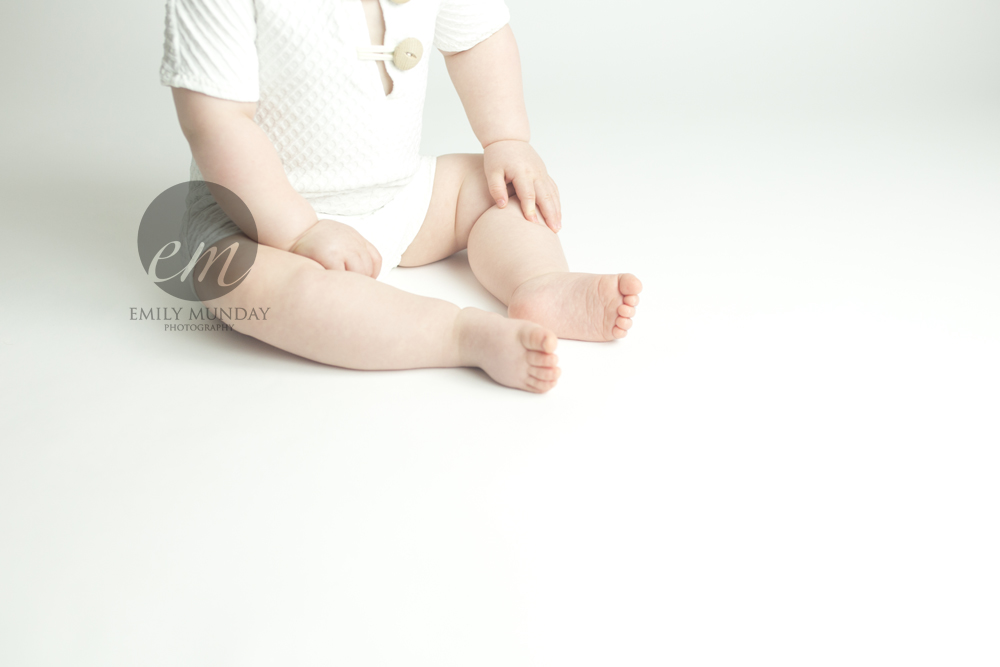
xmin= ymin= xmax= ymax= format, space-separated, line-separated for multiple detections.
xmin=147 ymin=240 xmax=250 ymax=288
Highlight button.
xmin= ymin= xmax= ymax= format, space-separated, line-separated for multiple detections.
xmin=393 ymin=38 xmax=423 ymax=70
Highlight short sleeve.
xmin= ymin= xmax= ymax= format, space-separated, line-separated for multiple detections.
xmin=159 ymin=0 xmax=260 ymax=102
xmin=434 ymin=0 xmax=511 ymax=53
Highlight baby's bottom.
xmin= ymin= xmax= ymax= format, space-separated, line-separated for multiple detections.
xmin=194 ymin=153 xmax=642 ymax=393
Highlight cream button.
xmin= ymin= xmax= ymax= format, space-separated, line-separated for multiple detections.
xmin=393 ymin=38 xmax=423 ymax=70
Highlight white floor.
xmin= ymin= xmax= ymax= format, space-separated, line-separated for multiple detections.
xmin=2 ymin=2 xmax=999 ymax=665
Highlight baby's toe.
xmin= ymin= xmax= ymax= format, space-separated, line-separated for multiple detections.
xmin=527 ymin=350 xmax=559 ymax=367
xmin=529 ymin=366 xmax=561 ymax=382
xmin=617 ymin=304 xmax=635 ymax=318
xmin=522 ymin=324 xmax=558 ymax=354
xmin=612 ymin=325 xmax=628 ymax=339
xmin=526 ymin=377 xmax=558 ymax=393
xmin=619 ymin=273 xmax=643 ymax=297
xmin=623 ymin=294 xmax=639 ymax=307
xmin=615 ymin=316 xmax=632 ymax=331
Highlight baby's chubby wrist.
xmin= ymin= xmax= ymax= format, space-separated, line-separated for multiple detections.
xmin=285 ymin=217 xmax=330 ymax=255
xmin=482 ymin=137 xmax=530 ymax=151
xmin=257 ymin=209 xmax=323 ymax=253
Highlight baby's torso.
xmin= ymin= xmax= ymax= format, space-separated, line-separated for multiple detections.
xmin=248 ymin=0 xmax=440 ymax=214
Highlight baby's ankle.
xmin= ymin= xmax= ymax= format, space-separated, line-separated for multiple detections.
xmin=509 ymin=270 xmax=569 ymax=304
xmin=453 ymin=307 xmax=493 ymax=368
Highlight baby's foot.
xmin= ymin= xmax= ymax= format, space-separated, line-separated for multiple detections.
xmin=455 ymin=308 xmax=560 ymax=393
xmin=507 ymin=272 xmax=643 ymax=341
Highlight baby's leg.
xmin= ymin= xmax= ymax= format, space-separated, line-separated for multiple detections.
xmin=197 ymin=234 xmax=560 ymax=392
xmin=471 ymin=204 xmax=642 ymax=342
xmin=401 ymin=154 xmax=642 ymax=341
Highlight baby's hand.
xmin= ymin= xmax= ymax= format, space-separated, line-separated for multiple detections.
xmin=288 ymin=219 xmax=382 ymax=278
xmin=484 ymin=140 xmax=562 ymax=233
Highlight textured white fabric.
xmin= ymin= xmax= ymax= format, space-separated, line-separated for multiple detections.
xmin=434 ymin=0 xmax=510 ymax=53
xmin=160 ymin=0 xmax=260 ymax=102
xmin=160 ymin=0 xmax=509 ymax=219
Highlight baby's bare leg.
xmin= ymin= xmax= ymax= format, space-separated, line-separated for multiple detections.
xmin=196 ymin=235 xmax=560 ymax=392
xmin=403 ymin=154 xmax=642 ymax=342
xmin=470 ymin=205 xmax=642 ymax=341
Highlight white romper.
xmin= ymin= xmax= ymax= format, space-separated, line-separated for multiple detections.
xmin=159 ymin=0 xmax=510 ymax=280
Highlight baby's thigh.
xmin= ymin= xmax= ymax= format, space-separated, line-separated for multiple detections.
xmin=399 ymin=153 xmax=497 ymax=267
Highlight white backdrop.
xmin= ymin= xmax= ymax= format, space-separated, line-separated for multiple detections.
xmin=1 ymin=1 xmax=998 ymax=665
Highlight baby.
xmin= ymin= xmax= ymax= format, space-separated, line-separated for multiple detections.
xmin=160 ymin=0 xmax=641 ymax=393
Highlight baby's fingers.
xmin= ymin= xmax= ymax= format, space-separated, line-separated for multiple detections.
xmin=309 ymin=248 xmax=345 ymax=272
xmin=367 ymin=241 xmax=383 ymax=279
xmin=322 ymin=256 xmax=346 ymax=272
xmin=345 ymin=247 xmax=373 ymax=278
xmin=535 ymin=179 xmax=562 ymax=233
xmin=487 ymin=168 xmax=509 ymax=208
xmin=512 ymin=175 xmax=537 ymax=223
xmin=360 ymin=248 xmax=375 ymax=278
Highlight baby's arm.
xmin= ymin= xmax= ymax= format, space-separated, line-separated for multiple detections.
xmin=171 ymin=88 xmax=382 ymax=277
xmin=442 ymin=25 xmax=562 ymax=232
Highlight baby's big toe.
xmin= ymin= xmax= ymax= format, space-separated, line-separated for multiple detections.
xmin=619 ymin=273 xmax=643 ymax=297
xmin=522 ymin=324 xmax=558 ymax=354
